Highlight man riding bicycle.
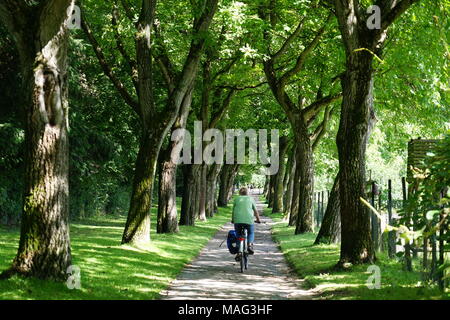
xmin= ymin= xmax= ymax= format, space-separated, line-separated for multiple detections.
xmin=231 ymin=187 xmax=261 ymax=259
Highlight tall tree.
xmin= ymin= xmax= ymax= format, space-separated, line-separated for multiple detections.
xmin=178 ymin=50 xmax=240 ymax=225
xmin=156 ymin=87 xmax=193 ymax=233
xmin=258 ymin=2 xmax=341 ymax=233
xmin=0 ymin=0 xmax=74 ymax=280
xmin=81 ymin=0 xmax=219 ymax=243
xmin=333 ymin=0 xmax=419 ymax=265
xmin=177 ymin=18 xmax=264 ymax=225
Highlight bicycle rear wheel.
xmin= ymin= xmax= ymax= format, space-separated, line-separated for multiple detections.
xmin=244 ymin=253 xmax=248 ymax=270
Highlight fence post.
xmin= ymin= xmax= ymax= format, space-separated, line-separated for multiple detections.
xmin=387 ymin=179 xmax=396 ymax=258
xmin=431 ymin=221 xmax=437 ymax=280
xmin=379 ymin=184 xmax=385 ymax=252
xmin=438 ymin=190 xmax=445 ymax=290
xmin=371 ymin=182 xmax=380 ymax=252
xmin=423 ymin=188 xmax=429 ymax=278
xmin=402 ymin=177 xmax=413 ymax=271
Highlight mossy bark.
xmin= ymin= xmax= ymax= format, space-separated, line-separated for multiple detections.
xmin=122 ymin=132 xmax=159 ymax=244
xmin=334 ymin=6 xmax=375 ymax=265
xmin=0 ymin=0 xmax=75 ymax=280
xmin=119 ymin=0 xmax=219 ymax=243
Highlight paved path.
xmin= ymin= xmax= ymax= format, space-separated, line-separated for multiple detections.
xmin=160 ymin=193 xmax=315 ymax=300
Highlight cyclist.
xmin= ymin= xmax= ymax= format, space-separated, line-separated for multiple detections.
xmin=231 ymin=187 xmax=261 ymax=259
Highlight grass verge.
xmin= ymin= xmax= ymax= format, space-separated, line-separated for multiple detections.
xmin=0 ymin=200 xmax=231 ymax=300
xmin=264 ymin=207 xmax=448 ymax=300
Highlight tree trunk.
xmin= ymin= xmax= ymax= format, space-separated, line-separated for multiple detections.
xmin=267 ymin=174 xmax=275 ymax=208
xmin=121 ymin=0 xmax=159 ymax=244
xmin=120 ymin=0 xmax=218 ymax=243
xmin=180 ymin=165 xmax=192 ymax=226
xmin=272 ymin=137 xmax=288 ymax=213
xmin=213 ymin=185 xmax=219 ymax=212
xmin=263 ymin=176 xmax=270 ymax=198
xmin=157 ymin=146 xmax=179 ymax=233
xmin=192 ymin=166 xmax=202 ymax=219
xmin=284 ymin=147 xmax=297 ymax=216
xmin=122 ymin=132 xmax=160 ymax=244
xmin=218 ymin=164 xmax=238 ymax=207
xmin=198 ymin=164 xmax=207 ymax=221
xmin=289 ymin=161 xmax=301 ymax=227
xmin=315 ymin=172 xmax=341 ymax=245
xmin=180 ymin=164 xmax=202 ymax=226
xmin=205 ymin=164 xmax=222 ymax=217
xmin=217 ymin=164 xmax=234 ymax=207
xmin=0 ymin=0 xmax=74 ymax=280
xmin=295 ymin=119 xmax=314 ymax=234
xmin=332 ymin=0 xmax=417 ymax=266
xmin=282 ymin=166 xmax=290 ymax=213
xmin=227 ymin=164 xmax=239 ymax=202
xmin=156 ymin=88 xmax=193 ymax=233
xmin=336 ymin=55 xmax=375 ymax=265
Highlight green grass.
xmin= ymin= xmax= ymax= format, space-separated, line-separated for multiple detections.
xmin=0 ymin=200 xmax=231 ymax=300
xmin=264 ymin=208 xmax=449 ymax=300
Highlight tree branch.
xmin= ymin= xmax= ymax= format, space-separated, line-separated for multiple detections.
xmin=211 ymin=53 xmax=241 ymax=81
xmin=81 ymin=9 xmax=139 ymax=114
xmin=200 ymin=59 xmax=212 ymax=126
xmin=311 ymin=105 xmax=335 ymax=150
xmin=135 ymin=0 xmax=157 ymax=125
xmin=152 ymin=22 xmax=178 ymax=93
xmin=209 ymin=89 xmax=237 ymax=129
xmin=217 ymin=81 xmax=267 ymax=91
xmin=279 ymin=13 xmax=332 ymax=87
xmin=120 ymin=0 xmax=136 ymax=23
xmin=160 ymin=0 xmax=219 ymax=128
xmin=272 ymin=17 xmax=306 ymax=61
xmin=112 ymin=1 xmax=139 ymax=91
xmin=376 ymin=0 xmax=420 ymax=41
xmin=302 ymin=92 xmax=342 ymax=122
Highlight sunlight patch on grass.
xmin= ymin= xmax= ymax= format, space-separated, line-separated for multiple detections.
xmin=70 ymin=224 xmax=124 ymax=231
xmin=264 ymin=207 xmax=448 ymax=300
xmin=0 ymin=200 xmax=232 ymax=300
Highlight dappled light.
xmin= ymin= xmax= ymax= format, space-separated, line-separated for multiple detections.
xmin=0 ymin=205 xmax=232 ymax=299
xmin=265 ymin=207 xmax=448 ymax=300
xmin=162 ymin=197 xmax=314 ymax=300
xmin=0 ymin=0 xmax=448 ymax=304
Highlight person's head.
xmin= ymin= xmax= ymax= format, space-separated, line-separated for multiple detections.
xmin=239 ymin=187 xmax=248 ymax=196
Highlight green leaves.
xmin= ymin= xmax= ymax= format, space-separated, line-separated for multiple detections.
xmin=426 ymin=210 xmax=440 ymax=221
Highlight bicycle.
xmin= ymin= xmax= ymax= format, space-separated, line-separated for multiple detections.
xmin=232 ymin=220 xmax=261 ymax=273
xmin=236 ymin=226 xmax=249 ymax=273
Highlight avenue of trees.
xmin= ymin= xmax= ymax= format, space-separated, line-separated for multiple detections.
xmin=0 ymin=0 xmax=448 ymax=284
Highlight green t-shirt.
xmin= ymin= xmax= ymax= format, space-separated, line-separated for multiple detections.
xmin=232 ymin=196 xmax=257 ymax=225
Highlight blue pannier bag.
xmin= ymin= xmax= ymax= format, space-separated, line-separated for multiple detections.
xmin=227 ymin=230 xmax=239 ymax=254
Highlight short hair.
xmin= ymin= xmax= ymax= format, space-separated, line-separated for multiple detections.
xmin=239 ymin=187 xmax=248 ymax=195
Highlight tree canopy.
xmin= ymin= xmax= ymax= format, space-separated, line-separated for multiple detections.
xmin=0 ymin=0 xmax=448 ymax=299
